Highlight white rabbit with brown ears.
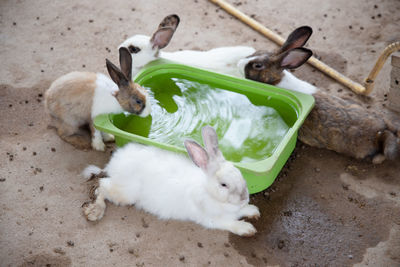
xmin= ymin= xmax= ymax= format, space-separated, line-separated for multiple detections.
xmin=45 ymin=47 xmax=151 ymax=151
xmin=119 ymin=14 xmax=256 ymax=77
xmin=237 ymin=26 xmax=399 ymax=163
xmin=82 ymin=125 xmax=260 ymax=236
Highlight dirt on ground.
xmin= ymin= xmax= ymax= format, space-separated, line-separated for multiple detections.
xmin=1 ymin=0 xmax=399 ymax=266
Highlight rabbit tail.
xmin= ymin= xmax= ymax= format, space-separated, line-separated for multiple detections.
xmin=82 ymin=165 xmax=103 ymax=180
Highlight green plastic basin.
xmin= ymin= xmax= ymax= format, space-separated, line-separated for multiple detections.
xmin=94 ymin=59 xmax=314 ymax=194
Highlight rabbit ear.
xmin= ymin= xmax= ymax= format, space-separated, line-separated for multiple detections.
xmin=184 ymin=140 xmax=209 ymax=170
xmin=106 ymin=59 xmax=128 ymax=87
xmin=280 ymin=48 xmax=313 ymax=69
xmin=119 ymin=47 xmax=132 ymax=81
xmin=150 ymin=14 xmax=180 ymax=49
xmin=156 ymin=14 xmax=180 ymax=31
xmin=279 ymin=26 xmax=313 ymax=53
xmin=202 ymin=125 xmax=223 ymax=159
xmin=150 ymin=28 xmax=175 ymax=49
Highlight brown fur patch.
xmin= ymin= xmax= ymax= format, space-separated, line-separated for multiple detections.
xmin=116 ymin=81 xmax=146 ymax=114
xmin=45 ymin=72 xmax=96 ymax=125
xmin=84 ymin=171 xmax=107 ymax=202
xmin=44 ymin=72 xmax=97 ymax=148
xmin=299 ymin=91 xmax=388 ymax=159
xmin=244 ymin=53 xmax=284 ymax=85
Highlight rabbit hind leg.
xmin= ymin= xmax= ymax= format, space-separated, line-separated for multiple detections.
xmin=56 ymin=121 xmax=91 ymax=150
xmin=83 ymin=179 xmax=108 ymax=221
xmin=82 ymin=177 xmax=131 ymax=221
xmin=99 ymin=178 xmax=132 ymax=206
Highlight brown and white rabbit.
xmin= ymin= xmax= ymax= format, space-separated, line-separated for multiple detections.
xmin=237 ymin=26 xmax=399 ymax=163
xmin=82 ymin=125 xmax=260 ymax=236
xmin=45 ymin=47 xmax=151 ymax=151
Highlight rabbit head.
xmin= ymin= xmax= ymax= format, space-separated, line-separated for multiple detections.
xmin=106 ymin=47 xmax=151 ymax=117
xmin=184 ymin=126 xmax=249 ymax=206
xmin=238 ymin=26 xmax=313 ymax=85
xmin=119 ymin=14 xmax=180 ymax=74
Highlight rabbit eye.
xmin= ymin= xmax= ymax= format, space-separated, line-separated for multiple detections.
xmin=252 ymin=62 xmax=264 ymax=70
xmin=134 ymin=98 xmax=143 ymax=105
xmin=128 ymin=45 xmax=141 ymax=54
xmin=221 ymin=183 xmax=228 ymax=188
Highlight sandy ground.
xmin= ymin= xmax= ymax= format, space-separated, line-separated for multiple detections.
xmin=1 ymin=0 xmax=400 ymax=266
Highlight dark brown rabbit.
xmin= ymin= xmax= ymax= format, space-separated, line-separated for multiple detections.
xmin=238 ymin=26 xmax=399 ymax=163
xmin=300 ymin=91 xmax=398 ymax=163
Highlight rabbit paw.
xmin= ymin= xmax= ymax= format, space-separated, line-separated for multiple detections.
xmin=240 ymin=204 xmax=260 ymax=220
xmin=230 ymin=221 xmax=257 ymax=237
xmin=83 ymin=202 xmax=105 ymax=221
xmin=372 ymin=154 xmax=386 ymax=164
xmin=102 ymin=133 xmax=115 ymax=142
xmin=91 ymin=138 xmax=106 ymax=151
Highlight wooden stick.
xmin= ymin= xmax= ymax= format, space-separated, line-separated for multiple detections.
xmin=209 ymin=0 xmax=400 ymax=95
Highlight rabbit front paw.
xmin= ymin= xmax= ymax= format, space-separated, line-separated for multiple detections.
xmin=239 ymin=204 xmax=260 ymax=220
xmin=102 ymin=133 xmax=115 ymax=142
xmin=91 ymin=138 xmax=106 ymax=151
xmin=83 ymin=202 xmax=105 ymax=221
xmin=230 ymin=220 xmax=257 ymax=237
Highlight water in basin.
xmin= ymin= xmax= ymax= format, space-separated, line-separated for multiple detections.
xmin=115 ymin=76 xmax=290 ymax=163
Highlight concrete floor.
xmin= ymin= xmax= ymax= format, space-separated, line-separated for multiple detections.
xmin=1 ymin=0 xmax=399 ymax=266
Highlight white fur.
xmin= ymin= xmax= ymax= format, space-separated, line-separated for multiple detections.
xmin=160 ymin=46 xmax=256 ymax=77
xmin=277 ymin=70 xmax=318 ymax=95
xmin=91 ymin=129 xmax=106 ymax=151
xmin=101 ymin=132 xmax=115 ymax=142
xmin=82 ymin=165 xmax=102 ymax=179
xmin=91 ymin=73 xmax=125 ymax=119
xmin=83 ymin=132 xmax=260 ymax=236
xmin=119 ymin=35 xmax=255 ymax=77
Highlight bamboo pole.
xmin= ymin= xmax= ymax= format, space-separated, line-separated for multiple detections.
xmin=364 ymin=42 xmax=400 ymax=94
xmin=209 ymin=0 xmax=400 ymax=95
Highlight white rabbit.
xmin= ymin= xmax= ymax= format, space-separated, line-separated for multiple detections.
xmin=45 ymin=47 xmax=151 ymax=151
xmin=119 ymin=14 xmax=256 ymax=77
xmin=82 ymin=125 xmax=260 ymax=236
